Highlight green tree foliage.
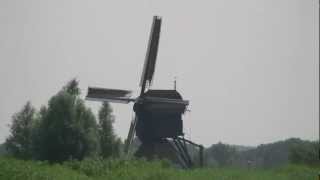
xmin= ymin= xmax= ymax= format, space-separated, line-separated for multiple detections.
xmin=210 ymin=138 xmax=319 ymax=168
xmin=0 ymin=143 xmax=7 ymax=155
xmin=30 ymin=105 xmax=47 ymax=160
xmin=289 ymin=140 xmax=319 ymax=166
xmin=62 ymin=78 xmax=80 ymax=96
xmin=36 ymin=79 xmax=99 ymax=162
xmin=98 ymin=102 xmax=121 ymax=158
xmin=206 ymin=142 xmax=236 ymax=167
xmin=5 ymin=79 xmax=123 ymax=162
xmin=247 ymin=138 xmax=319 ymax=168
xmin=5 ymin=102 xmax=36 ymax=159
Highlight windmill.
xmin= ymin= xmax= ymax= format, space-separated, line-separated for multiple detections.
xmin=86 ymin=16 xmax=203 ymax=168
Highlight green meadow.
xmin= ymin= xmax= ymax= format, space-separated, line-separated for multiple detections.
xmin=0 ymin=156 xmax=318 ymax=180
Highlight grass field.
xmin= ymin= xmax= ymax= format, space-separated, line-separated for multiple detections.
xmin=0 ymin=156 xmax=319 ymax=180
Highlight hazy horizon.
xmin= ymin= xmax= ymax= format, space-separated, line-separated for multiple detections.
xmin=0 ymin=0 xmax=318 ymax=147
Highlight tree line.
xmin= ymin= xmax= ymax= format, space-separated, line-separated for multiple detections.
xmin=204 ymin=138 xmax=319 ymax=168
xmin=5 ymin=79 xmax=121 ymax=162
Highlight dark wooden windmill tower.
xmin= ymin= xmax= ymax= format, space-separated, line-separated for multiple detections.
xmin=86 ymin=16 xmax=203 ymax=168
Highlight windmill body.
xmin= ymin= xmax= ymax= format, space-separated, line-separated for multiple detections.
xmin=134 ymin=90 xmax=185 ymax=143
xmin=86 ymin=16 xmax=203 ymax=168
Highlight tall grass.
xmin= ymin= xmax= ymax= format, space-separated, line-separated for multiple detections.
xmin=0 ymin=156 xmax=319 ymax=180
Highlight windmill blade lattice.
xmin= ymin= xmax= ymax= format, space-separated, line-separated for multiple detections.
xmin=86 ymin=87 xmax=134 ymax=104
xmin=139 ymin=16 xmax=162 ymax=95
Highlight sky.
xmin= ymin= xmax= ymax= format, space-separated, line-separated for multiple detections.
xmin=0 ymin=0 xmax=318 ymax=147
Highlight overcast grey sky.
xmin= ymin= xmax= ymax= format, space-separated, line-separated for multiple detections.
xmin=0 ymin=0 xmax=318 ymax=147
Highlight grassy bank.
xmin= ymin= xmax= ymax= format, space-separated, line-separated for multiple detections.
xmin=0 ymin=156 xmax=319 ymax=180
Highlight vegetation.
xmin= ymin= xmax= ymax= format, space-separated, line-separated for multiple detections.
xmin=205 ymin=138 xmax=320 ymax=168
xmin=0 ymin=144 xmax=7 ymax=155
xmin=5 ymin=102 xmax=36 ymax=159
xmin=0 ymin=156 xmax=319 ymax=180
xmin=4 ymin=79 xmax=120 ymax=162
xmin=205 ymin=142 xmax=236 ymax=167
xmin=289 ymin=139 xmax=319 ymax=166
xmin=98 ymin=102 xmax=121 ymax=158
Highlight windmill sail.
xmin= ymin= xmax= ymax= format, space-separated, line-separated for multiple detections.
xmin=140 ymin=16 xmax=162 ymax=95
xmin=124 ymin=114 xmax=138 ymax=154
xmin=86 ymin=87 xmax=134 ymax=104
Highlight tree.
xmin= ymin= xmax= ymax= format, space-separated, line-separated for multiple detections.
xmin=5 ymin=102 xmax=36 ymax=159
xmin=98 ymin=102 xmax=121 ymax=158
xmin=208 ymin=142 xmax=236 ymax=167
xmin=62 ymin=78 xmax=80 ymax=96
xmin=289 ymin=140 xmax=320 ymax=166
xmin=30 ymin=105 xmax=47 ymax=160
xmin=37 ymin=79 xmax=99 ymax=162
